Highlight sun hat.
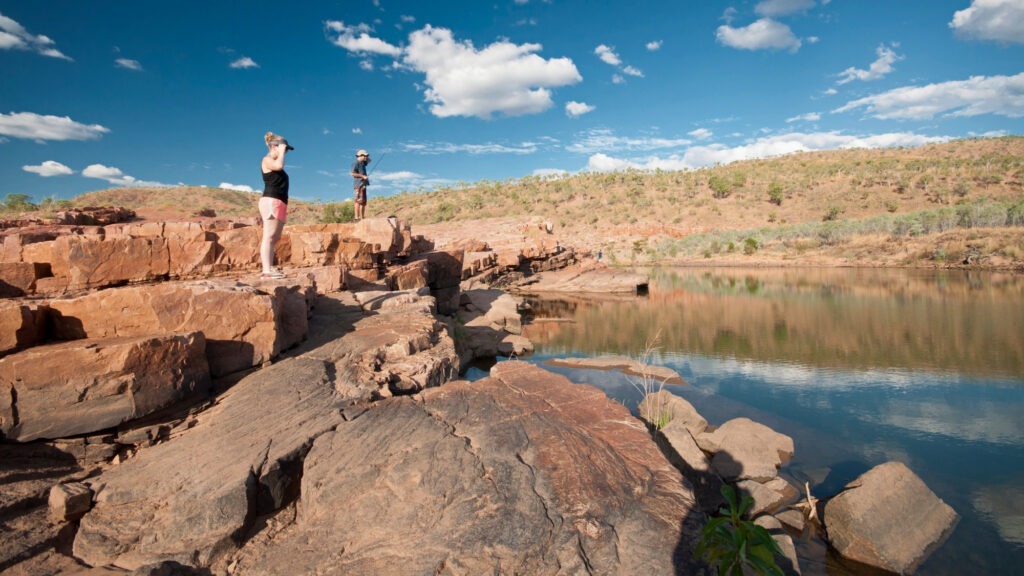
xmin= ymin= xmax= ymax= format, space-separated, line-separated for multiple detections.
xmin=357 ymin=149 xmax=369 ymax=157
xmin=271 ymin=139 xmax=295 ymax=151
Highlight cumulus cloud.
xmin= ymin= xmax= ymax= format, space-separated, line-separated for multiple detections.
xmin=836 ymin=43 xmax=902 ymax=85
xmin=83 ymin=164 xmax=168 ymax=187
xmin=594 ymin=44 xmax=622 ymax=66
xmin=950 ymin=0 xmax=1024 ymax=44
xmin=565 ymin=101 xmax=596 ymax=118
xmin=230 ymin=56 xmax=259 ymax=69
xmin=325 ymin=21 xmax=402 ymax=57
xmin=219 ymin=182 xmax=254 ymax=192
xmin=595 ymin=44 xmax=644 ymax=80
xmin=22 ymin=160 xmax=73 ymax=177
xmin=568 ymin=129 xmax=691 ymax=154
xmin=646 ymin=40 xmax=663 ymax=51
xmin=0 ymin=111 xmax=109 ymax=142
xmin=115 ymin=58 xmax=142 ymax=71
xmin=755 ymin=0 xmax=817 ymax=17
xmin=402 ymin=26 xmax=581 ymax=118
xmin=834 ymin=72 xmax=1024 ymax=119
xmin=0 ymin=12 xmax=72 ymax=60
xmin=584 ymin=130 xmax=950 ymax=172
xmin=716 ymin=18 xmax=802 ymax=52
xmin=689 ymin=128 xmax=713 ymax=140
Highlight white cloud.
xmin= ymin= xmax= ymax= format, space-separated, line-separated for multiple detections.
xmin=401 ymin=140 xmax=538 ymax=155
xmin=836 ymin=43 xmax=902 ymax=85
xmin=325 ymin=21 xmax=402 ymax=57
xmin=22 ymin=160 xmax=73 ymax=177
xmin=584 ymin=130 xmax=951 ymax=172
xmin=401 ymin=25 xmax=581 ymax=118
xmin=622 ymin=65 xmax=644 ymax=77
xmin=786 ymin=112 xmax=821 ymax=122
xmin=0 ymin=12 xmax=72 ymax=60
xmin=565 ymin=101 xmax=596 ymax=118
xmin=689 ymin=128 xmax=713 ymax=140
xmin=83 ymin=164 xmax=168 ymax=187
xmin=611 ymin=74 xmax=625 ymax=85
xmin=716 ymin=19 xmax=802 ymax=52
xmin=646 ymin=40 xmax=663 ymax=51
xmin=568 ymin=128 xmax=691 ymax=154
xmin=950 ymin=0 xmax=1024 ymax=44
xmin=755 ymin=0 xmax=816 ymax=17
xmin=594 ymin=44 xmax=621 ymax=66
xmin=0 ymin=111 xmax=109 ymax=142
xmin=834 ymin=72 xmax=1024 ymax=119
xmin=230 ymin=56 xmax=258 ymax=69
xmin=115 ymin=58 xmax=142 ymax=71
xmin=374 ymin=170 xmax=423 ymax=181
xmin=352 ymin=127 xmax=362 ymax=134
xmin=219 ymin=182 xmax=254 ymax=192
xmin=533 ymin=168 xmax=570 ymax=177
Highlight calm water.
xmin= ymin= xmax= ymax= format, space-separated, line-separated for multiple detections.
xmin=467 ymin=267 xmax=1024 ymax=575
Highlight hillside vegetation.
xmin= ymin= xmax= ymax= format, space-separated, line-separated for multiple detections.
xmin=7 ymin=137 xmax=1023 ymax=268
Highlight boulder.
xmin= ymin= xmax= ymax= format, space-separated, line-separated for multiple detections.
xmin=696 ymin=417 xmax=794 ymax=482
xmin=657 ymin=418 xmax=724 ymax=513
xmin=0 ymin=261 xmax=48 ymax=296
xmin=547 ymin=356 xmax=685 ymax=385
xmin=753 ymin=516 xmax=802 ymax=576
xmin=823 ymin=461 xmax=959 ymax=574
xmin=0 ymin=332 xmax=210 ymax=442
xmin=47 ymin=279 xmax=310 ymax=377
xmin=638 ymin=390 xmax=706 ymax=433
xmin=386 ymin=258 xmax=428 ymax=291
xmin=49 ymin=482 xmax=94 ymax=522
xmin=229 ymin=362 xmax=706 ymax=575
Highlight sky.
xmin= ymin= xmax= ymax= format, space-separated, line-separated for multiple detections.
xmin=2 ymin=0 xmax=1023 ymax=203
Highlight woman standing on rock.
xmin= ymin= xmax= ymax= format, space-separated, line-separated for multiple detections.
xmin=259 ymin=131 xmax=293 ymax=279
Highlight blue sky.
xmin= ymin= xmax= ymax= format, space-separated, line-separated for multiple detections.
xmin=2 ymin=0 xmax=1023 ymax=203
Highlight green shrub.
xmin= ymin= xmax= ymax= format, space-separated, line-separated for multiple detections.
xmin=709 ymin=175 xmax=732 ymax=199
xmin=695 ymin=485 xmax=785 ymax=576
xmin=2 ymin=193 xmax=37 ymax=213
xmin=767 ymin=182 xmax=784 ymax=206
xmin=743 ymin=237 xmax=759 ymax=255
xmin=321 ymin=202 xmax=355 ymax=223
xmin=435 ymin=202 xmax=456 ymax=222
xmin=823 ymin=206 xmax=844 ymax=221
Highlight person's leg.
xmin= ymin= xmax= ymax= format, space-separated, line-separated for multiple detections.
xmin=261 ymin=216 xmax=285 ymax=272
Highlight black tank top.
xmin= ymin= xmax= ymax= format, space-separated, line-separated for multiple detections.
xmin=262 ymin=169 xmax=289 ymax=203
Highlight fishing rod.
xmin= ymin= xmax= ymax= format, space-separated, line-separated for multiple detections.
xmin=368 ymin=153 xmax=385 ymax=175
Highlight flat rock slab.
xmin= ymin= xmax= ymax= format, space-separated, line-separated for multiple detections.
xmin=513 ymin=266 xmax=649 ymax=294
xmin=0 ymin=332 xmax=209 ymax=442
xmin=824 ymin=461 xmax=959 ymax=575
xmin=639 ymin=390 xmax=706 ymax=433
xmin=231 ymin=361 xmax=707 ymax=575
xmin=546 ymin=356 xmax=685 ymax=385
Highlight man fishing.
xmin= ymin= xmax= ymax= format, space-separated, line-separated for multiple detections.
xmin=350 ymin=149 xmax=371 ymax=221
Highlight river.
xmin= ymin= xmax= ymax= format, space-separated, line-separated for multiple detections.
xmin=467 ymin=267 xmax=1024 ymax=575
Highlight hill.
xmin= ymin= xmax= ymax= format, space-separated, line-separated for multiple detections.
xmin=7 ymin=137 xmax=1023 ymax=268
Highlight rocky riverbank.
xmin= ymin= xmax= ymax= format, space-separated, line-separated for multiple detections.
xmin=0 ymin=212 xmax=959 ymax=574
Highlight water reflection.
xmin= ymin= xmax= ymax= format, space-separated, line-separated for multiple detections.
xmin=514 ymin=267 xmax=1024 ymax=575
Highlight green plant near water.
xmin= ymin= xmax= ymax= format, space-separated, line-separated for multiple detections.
xmin=695 ymin=485 xmax=786 ymax=576
xmin=628 ymin=332 xmax=672 ymax=430
xmin=321 ymin=201 xmax=355 ymax=223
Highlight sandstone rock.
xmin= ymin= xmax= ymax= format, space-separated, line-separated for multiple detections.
xmin=638 ymin=390 xmax=706 ymax=433
xmin=47 ymin=280 xmax=309 ymax=377
xmin=0 ymin=261 xmax=48 ymax=296
xmin=50 ymin=235 xmax=171 ymax=290
xmin=386 ymin=258 xmax=428 ymax=291
xmin=823 ymin=461 xmax=959 ymax=574
xmin=211 ymin=226 xmax=260 ymax=270
xmin=0 ymin=300 xmax=45 ymax=355
xmin=548 ymin=355 xmax=686 ymax=385
xmin=511 ymin=266 xmax=649 ymax=294
xmin=0 ymin=332 xmax=210 ymax=442
xmin=460 ymin=289 xmax=523 ymax=333
xmin=49 ymin=482 xmax=94 ymax=521
xmin=753 ymin=515 xmax=802 ymax=576
xmin=73 ymin=357 xmax=349 ymax=571
xmin=775 ymin=509 xmax=806 ymax=534
xmin=657 ymin=418 xmax=724 ymax=513
xmin=696 ymin=417 xmax=794 ymax=482
xmin=230 ymin=362 xmax=706 ymax=575
xmin=737 ymin=478 xmax=789 ymax=517
xmin=498 ymin=333 xmax=533 ymax=356
xmin=303 ymin=266 xmax=346 ymax=293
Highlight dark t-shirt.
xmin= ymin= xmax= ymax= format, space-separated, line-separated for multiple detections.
xmin=351 ymin=160 xmax=367 ymax=189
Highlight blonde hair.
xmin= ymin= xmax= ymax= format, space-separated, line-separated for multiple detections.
xmin=264 ymin=132 xmax=284 ymax=147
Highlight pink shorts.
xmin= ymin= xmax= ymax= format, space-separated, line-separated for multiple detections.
xmin=259 ymin=197 xmax=288 ymax=223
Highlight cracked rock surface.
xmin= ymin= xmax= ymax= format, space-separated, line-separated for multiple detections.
xmin=230 ymin=361 xmax=706 ymax=575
